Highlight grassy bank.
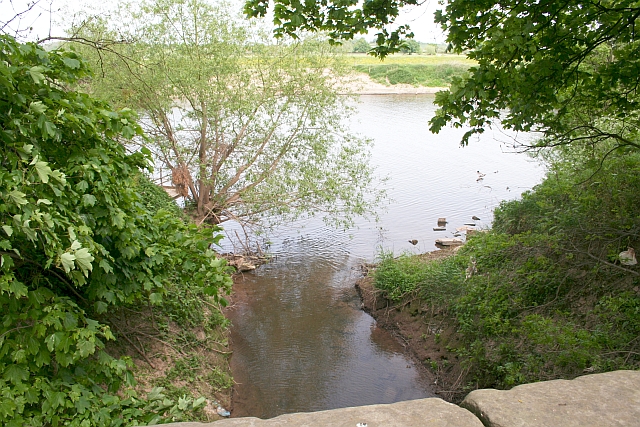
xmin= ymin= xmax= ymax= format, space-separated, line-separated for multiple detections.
xmin=347 ymin=54 xmax=475 ymax=87
xmin=370 ymin=144 xmax=640 ymax=397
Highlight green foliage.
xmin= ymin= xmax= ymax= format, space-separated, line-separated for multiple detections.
xmin=429 ymin=1 xmax=640 ymax=148
xmin=134 ymin=174 xmax=185 ymax=219
xmin=374 ymin=252 xmax=464 ymax=303
xmin=399 ymin=39 xmax=420 ymax=55
xmin=352 ymin=38 xmax=371 ymax=53
xmin=0 ymin=35 xmax=232 ymax=425
xmin=354 ymin=63 xmax=470 ymax=87
xmin=73 ymin=0 xmax=384 ymax=230
xmin=244 ymin=0 xmax=417 ymax=57
xmin=372 ymin=145 xmax=640 ymax=390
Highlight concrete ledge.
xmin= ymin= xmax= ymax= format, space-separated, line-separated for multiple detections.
xmin=160 ymin=371 xmax=640 ymax=426
xmin=461 ymin=370 xmax=640 ymax=427
xmin=168 ymin=398 xmax=483 ymax=427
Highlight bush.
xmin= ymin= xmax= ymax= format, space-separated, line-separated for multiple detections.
xmin=0 ymin=35 xmax=232 ymax=426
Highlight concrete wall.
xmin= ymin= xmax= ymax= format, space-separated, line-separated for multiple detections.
xmin=165 ymin=370 xmax=640 ymax=427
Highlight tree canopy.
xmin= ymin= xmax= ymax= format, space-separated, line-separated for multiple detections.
xmin=248 ymin=0 xmax=640 ymax=151
xmin=0 ymin=34 xmax=231 ymax=426
xmin=73 ymin=0 xmax=384 ymax=231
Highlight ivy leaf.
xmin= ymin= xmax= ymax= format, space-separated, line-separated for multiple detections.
xmin=71 ymin=240 xmax=82 ymax=250
xmin=2 ymin=225 xmax=12 ymax=236
xmin=36 ymin=199 xmax=52 ymax=205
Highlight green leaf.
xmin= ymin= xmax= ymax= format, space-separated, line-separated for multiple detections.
xmin=63 ymin=57 xmax=81 ymax=69
xmin=34 ymin=160 xmax=53 ymax=183
xmin=3 ymin=364 xmax=29 ymax=385
xmin=149 ymin=292 xmax=162 ymax=304
xmin=8 ymin=190 xmax=27 ymax=206
xmin=36 ymin=199 xmax=52 ymax=205
xmin=82 ymin=194 xmax=97 ymax=207
xmin=74 ymin=248 xmax=94 ymax=274
xmin=29 ymin=101 xmax=47 ymax=114
xmin=99 ymin=259 xmax=113 ymax=274
xmin=2 ymin=225 xmax=12 ymax=236
xmin=60 ymin=252 xmax=76 ymax=272
xmin=27 ymin=66 xmax=46 ymax=84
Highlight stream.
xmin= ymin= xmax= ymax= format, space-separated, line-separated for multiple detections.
xmin=224 ymin=94 xmax=545 ymax=419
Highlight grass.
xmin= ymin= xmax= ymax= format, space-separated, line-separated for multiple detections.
xmin=372 ymin=146 xmax=640 ymax=393
xmin=345 ymin=53 xmax=476 ymax=66
xmin=344 ymin=53 xmax=475 ymax=87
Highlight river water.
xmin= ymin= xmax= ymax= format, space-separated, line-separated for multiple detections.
xmin=224 ymin=94 xmax=544 ymax=419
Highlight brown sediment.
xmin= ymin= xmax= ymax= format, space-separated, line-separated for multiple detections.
xmin=356 ymin=249 xmax=469 ymax=403
xmin=339 ymin=73 xmax=448 ymax=95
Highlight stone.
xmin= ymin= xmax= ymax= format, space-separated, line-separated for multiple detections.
xmin=167 ymin=398 xmax=483 ymax=427
xmin=433 ymin=227 xmax=447 ymax=231
xmin=460 ymin=370 xmax=640 ymax=427
xmin=437 ymin=217 xmax=447 ymax=225
xmin=435 ymin=238 xmax=463 ymax=246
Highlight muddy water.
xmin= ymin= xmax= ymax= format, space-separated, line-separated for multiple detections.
xmin=225 ymin=95 xmax=545 ymax=419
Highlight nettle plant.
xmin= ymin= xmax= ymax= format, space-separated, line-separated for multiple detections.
xmin=0 ymin=35 xmax=232 ymax=426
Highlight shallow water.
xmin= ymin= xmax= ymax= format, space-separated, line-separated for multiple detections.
xmin=225 ymin=94 xmax=544 ymax=419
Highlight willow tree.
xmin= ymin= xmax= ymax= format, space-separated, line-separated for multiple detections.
xmin=74 ymin=0 xmax=382 ymax=229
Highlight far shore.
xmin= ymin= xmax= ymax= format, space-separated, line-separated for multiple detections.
xmin=341 ymin=73 xmax=448 ymax=95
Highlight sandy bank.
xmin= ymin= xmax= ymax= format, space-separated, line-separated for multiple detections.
xmin=342 ymin=73 xmax=448 ymax=95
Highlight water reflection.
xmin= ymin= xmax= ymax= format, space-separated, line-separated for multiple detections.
xmin=228 ymin=244 xmax=433 ymax=419
xmin=226 ymin=94 xmax=544 ymax=419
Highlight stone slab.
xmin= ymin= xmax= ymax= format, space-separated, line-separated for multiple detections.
xmin=168 ymin=398 xmax=483 ymax=427
xmin=461 ymin=370 xmax=640 ymax=427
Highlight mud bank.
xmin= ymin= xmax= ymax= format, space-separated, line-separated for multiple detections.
xmin=355 ymin=249 xmax=469 ymax=403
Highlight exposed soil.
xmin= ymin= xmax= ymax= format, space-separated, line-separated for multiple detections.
xmin=106 ymin=306 xmax=233 ymax=422
xmin=355 ymin=249 xmax=470 ymax=403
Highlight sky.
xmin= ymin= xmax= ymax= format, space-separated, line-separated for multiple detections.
xmin=0 ymin=0 xmax=447 ymax=44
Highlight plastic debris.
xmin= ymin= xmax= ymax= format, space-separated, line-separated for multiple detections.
xmin=356 ymin=423 xmax=368 ymax=427
xmin=217 ymin=406 xmax=231 ymax=417
xmin=619 ymin=247 xmax=637 ymax=266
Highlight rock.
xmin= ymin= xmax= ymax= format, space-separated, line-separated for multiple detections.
xmin=456 ymin=225 xmax=475 ymax=232
xmin=460 ymin=370 xmax=640 ymax=427
xmin=408 ymin=239 xmax=418 ymax=245
xmin=175 ymin=398 xmax=484 ymax=427
xmin=433 ymin=227 xmax=447 ymax=231
xmin=437 ymin=217 xmax=447 ymax=226
xmin=435 ymin=238 xmax=463 ymax=246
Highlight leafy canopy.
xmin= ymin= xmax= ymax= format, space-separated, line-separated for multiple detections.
xmin=0 ymin=34 xmax=231 ymax=426
xmin=73 ymin=0 xmax=385 ymax=230
xmin=248 ymin=0 xmax=640 ymax=150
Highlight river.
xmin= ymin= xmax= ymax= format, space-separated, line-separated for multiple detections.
xmin=224 ymin=94 xmax=544 ymax=419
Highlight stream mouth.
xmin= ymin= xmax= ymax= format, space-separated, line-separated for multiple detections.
xmin=223 ymin=94 xmax=545 ymax=419
xmin=227 ymin=246 xmax=435 ymax=419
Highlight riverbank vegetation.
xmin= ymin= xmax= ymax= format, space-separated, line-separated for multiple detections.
xmin=70 ymin=0 xmax=384 ymax=232
xmin=348 ymin=54 xmax=474 ymax=87
xmin=370 ymin=142 xmax=640 ymax=397
xmin=0 ymin=34 xmax=234 ymax=425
